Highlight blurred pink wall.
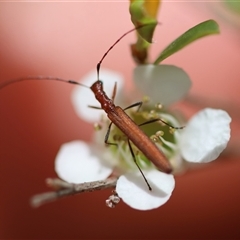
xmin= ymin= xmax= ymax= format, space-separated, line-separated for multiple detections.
xmin=0 ymin=2 xmax=239 ymax=238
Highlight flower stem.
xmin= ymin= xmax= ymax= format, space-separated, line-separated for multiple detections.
xmin=30 ymin=177 xmax=118 ymax=208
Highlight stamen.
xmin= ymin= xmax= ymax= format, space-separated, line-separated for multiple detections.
xmin=169 ymin=127 xmax=175 ymax=134
xmin=151 ymin=135 xmax=159 ymax=142
xmin=94 ymin=123 xmax=102 ymax=131
xmin=142 ymin=96 xmax=150 ymax=103
xmin=150 ymin=110 xmax=155 ymax=114
xmin=155 ymin=103 xmax=163 ymax=109
xmin=156 ymin=130 xmax=164 ymax=137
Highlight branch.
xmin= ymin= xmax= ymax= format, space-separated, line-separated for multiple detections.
xmin=30 ymin=177 xmax=118 ymax=208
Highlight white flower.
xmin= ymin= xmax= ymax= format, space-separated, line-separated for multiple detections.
xmin=71 ymin=69 xmax=124 ymax=123
xmin=116 ymin=170 xmax=175 ymax=210
xmin=133 ymin=64 xmax=192 ymax=106
xmin=55 ymin=141 xmax=112 ymax=183
xmin=134 ymin=65 xmax=231 ymax=165
xmin=55 ymin=65 xmax=231 ymax=210
xmin=179 ymin=108 xmax=231 ymax=163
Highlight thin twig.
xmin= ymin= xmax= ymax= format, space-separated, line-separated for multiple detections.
xmin=30 ymin=177 xmax=118 ymax=208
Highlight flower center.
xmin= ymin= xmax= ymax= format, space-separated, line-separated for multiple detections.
xmin=94 ymin=97 xmax=184 ymax=172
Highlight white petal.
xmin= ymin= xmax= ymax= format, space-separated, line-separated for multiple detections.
xmin=133 ymin=64 xmax=191 ymax=105
xmin=71 ymin=68 xmax=124 ymax=122
xmin=55 ymin=140 xmax=112 ymax=183
xmin=116 ymin=170 xmax=175 ymax=210
xmin=179 ymin=108 xmax=231 ymax=163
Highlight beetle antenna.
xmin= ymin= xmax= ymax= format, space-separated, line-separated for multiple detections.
xmin=0 ymin=76 xmax=89 ymax=90
xmin=96 ymin=23 xmax=156 ymax=80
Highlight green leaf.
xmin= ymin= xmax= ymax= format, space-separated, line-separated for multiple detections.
xmin=154 ymin=19 xmax=220 ymax=64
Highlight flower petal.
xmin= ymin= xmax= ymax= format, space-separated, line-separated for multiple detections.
xmin=116 ymin=170 xmax=175 ymax=210
xmin=133 ymin=64 xmax=191 ymax=105
xmin=71 ymin=69 xmax=124 ymax=123
xmin=55 ymin=140 xmax=112 ymax=183
xmin=179 ymin=108 xmax=231 ymax=163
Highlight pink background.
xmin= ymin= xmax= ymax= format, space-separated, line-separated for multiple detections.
xmin=0 ymin=2 xmax=240 ymax=238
